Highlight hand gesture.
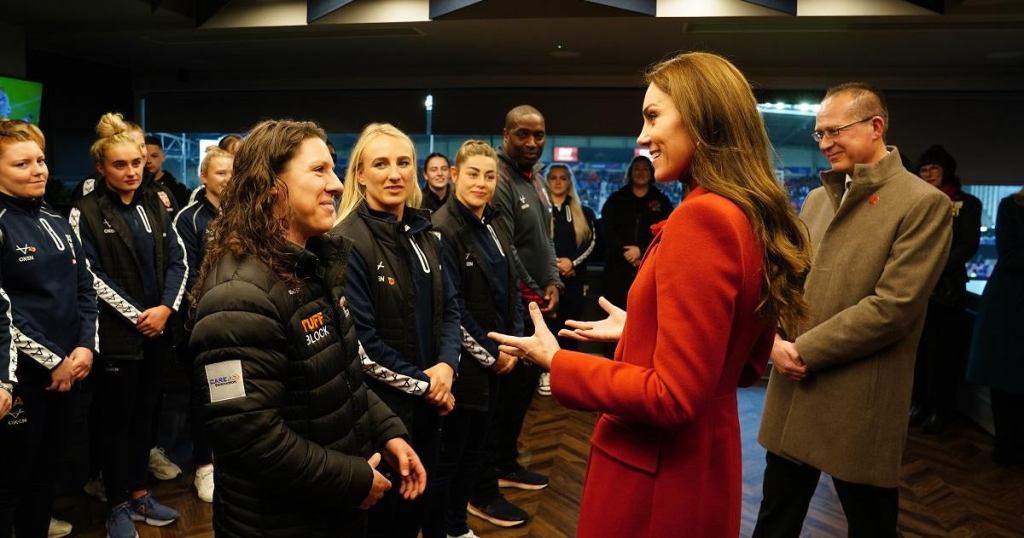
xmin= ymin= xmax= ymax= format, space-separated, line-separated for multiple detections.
xmin=0 ymin=389 xmax=11 ymax=420
xmin=492 ymin=351 xmax=518 ymax=375
xmin=424 ymin=363 xmax=454 ymax=406
xmin=383 ymin=438 xmax=427 ymax=500
xmin=488 ymin=302 xmax=560 ymax=370
xmin=137 ymin=305 xmax=172 ymax=338
xmin=623 ymin=245 xmax=641 ymax=264
xmin=359 ymin=452 xmax=392 ymax=510
xmin=68 ymin=347 xmax=94 ymax=382
xmin=556 ymin=257 xmax=575 ymax=277
xmin=771 ymin=336 xmax=807 ymax=382
xmin=47 ymin=357 xmax=75 ymax=392
xmin=559 ymin=296 xmax=625 ymax=343
xmin=540 ymin=284 xmax=560 ymax=317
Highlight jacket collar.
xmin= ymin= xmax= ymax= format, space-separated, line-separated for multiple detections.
xmin=819 ymin=145 xmax=905 ymax=201
xmin=357 ymin=200 xmax=433 ymax=236
xmin=445 ymin=192 xmax=496 ymax=227
xmin=497 ymin=147 xmax=542 ymax=182
xmin=0 ymin=191 xmax=44 ymax=215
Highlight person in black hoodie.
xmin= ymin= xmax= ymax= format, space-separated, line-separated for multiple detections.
xmin=600 ymin=156 xmax=673 ymax=310
xmin=910 ymin=145 xmax=982 ymax=434
xmin=173 ymin=145 xmax=233 ymax=503
xmin=144 ymin=136 xmax=191 ymax=208
xmin=190 ymin=119 xmax=423 ymax=538
xmin=69 ymin=112 xmax=187 ymax=538
xmin=425 ymin=140 xmax=524 ymax=538
xmin=333 ymin=123 xmax=461 ymax=538
xmin=0 ymin=120 xmax=98 ymax=538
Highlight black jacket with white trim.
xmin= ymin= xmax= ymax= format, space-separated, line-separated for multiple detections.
xmin=70 ymin=182 xmax=186 ymax=361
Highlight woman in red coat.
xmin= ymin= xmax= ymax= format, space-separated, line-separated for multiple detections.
xmin=489 ymin=52 xmax=811 ymax=537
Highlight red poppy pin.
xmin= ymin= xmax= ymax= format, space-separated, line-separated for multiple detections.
xmin=387 ymin=277 xmax=396 ymax=286
xmin=868 ymin=194 xmax=880 ymax=205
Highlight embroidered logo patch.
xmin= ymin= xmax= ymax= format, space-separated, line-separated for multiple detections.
xmin=206 ymin=360 xmax=246 ymax=403
xmin=301 ymin=311 xmax=331 ymax=346
xmin=157 ymin=191 xmax=173 ymax=210
xmin=15 ymin=244 xmax=36 ymax=262
xmin=4 ymin=396 xmax=27 ymax=426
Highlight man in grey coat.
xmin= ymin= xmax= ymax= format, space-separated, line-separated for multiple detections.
xmin=753 ymin=83 xmax=952 ymax=537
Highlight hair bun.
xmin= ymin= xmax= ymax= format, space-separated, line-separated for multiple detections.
xmin=95 ymin=112 xmax=129 ymax=138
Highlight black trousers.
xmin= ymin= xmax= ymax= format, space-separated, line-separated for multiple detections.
xmin=753 ymin=451 xmax=899 ymax=538
xmin=367 ymin=403 xmax=441 ymax=538
xmin=424 ymin=385 xmax=498 ymax=538
xmin=99 ymin=345 xmax=166 ymax=505
xmin=913 ymin=301 xmax=969 ymax=417
xmin=991 ymin=388 xmax=1024 ymax=462
xmin=179 ymin=339 xmax=213 ymax=466
xmin=0 ymin=380 xmax=75 ymax=538
xmin=470 ymin=358 xmax=541 ymax=506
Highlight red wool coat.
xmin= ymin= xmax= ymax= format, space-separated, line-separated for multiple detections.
xmin=551 ymin=186 xmax=774 ymax=537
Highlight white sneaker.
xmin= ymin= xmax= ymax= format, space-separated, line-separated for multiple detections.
xmin=194 ymin=464 xmax=214 ymax=502
xmin=148 ymin=447 xmax=182 ymax=480
xmin=84 ymin=474 xmax=107 ymax=502
xmin=48 ymin=517 xmax=73 ymax=537
xmin=537 ymin=372 xmax=551 ymax=396
xmin=447 ymin=531 xmax=481 ymax=538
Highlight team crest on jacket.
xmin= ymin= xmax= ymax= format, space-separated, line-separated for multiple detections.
xmin=301 ymin=310 xmax=331 ymax=346
xmin=157 ymin=191 xmax=173 ymax=210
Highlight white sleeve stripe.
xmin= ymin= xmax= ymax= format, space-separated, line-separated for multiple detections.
xmin=80 ymin=259 xmax=101 ymax=353
xmin=357 ymin=341 xmax=429 ymax=396
xmin=170 ymin=228 xmax=189 ymax=311
xmin=461 ymin=326 xmax=496 ymax=367
xmin=572 ymin=228 xmax=596 ymax=267
xmin=0 ymin=289 xmax=19 ymax=383
xmin=11 ymin=327 xmax=63 ymax=370
xmin=91 ymin=267 xmax=143 ymax=323
xmin=70 ymin=208 xmax=142 ymax=324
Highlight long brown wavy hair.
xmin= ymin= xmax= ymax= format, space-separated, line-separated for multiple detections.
xmin=645 ymin=52 xmax=810 ymax=330
xmin=192 ymin=119 xmax=327 ymax=306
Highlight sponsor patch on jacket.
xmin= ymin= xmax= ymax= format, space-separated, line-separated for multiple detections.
xmin=205 ymin=360 xmax=246 ymax=403
xmin=3 ymin=396 xmax=27 ymax=427
xmin=301 ymin=311 xmax=331 ymax=346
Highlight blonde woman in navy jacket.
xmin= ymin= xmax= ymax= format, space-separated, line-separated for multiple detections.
xmin=70 ymin=113 xmax=186 ymax=538
xmin=0 ymin=120 xmax=98 ymax=538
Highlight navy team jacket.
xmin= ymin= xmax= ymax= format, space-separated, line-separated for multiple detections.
xmin=0 ymin=192 xmax=98 ymax=386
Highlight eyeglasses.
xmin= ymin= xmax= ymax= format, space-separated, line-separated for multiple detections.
xmin=811 ymin=117 xmax=874 ymax=143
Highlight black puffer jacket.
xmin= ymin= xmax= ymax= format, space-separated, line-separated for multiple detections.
xmin=190 ymin=234 xmax=407 ymax=538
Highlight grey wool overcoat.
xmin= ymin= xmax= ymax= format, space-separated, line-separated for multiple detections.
xmin=759 ymin=148 xmax=952 ymax=488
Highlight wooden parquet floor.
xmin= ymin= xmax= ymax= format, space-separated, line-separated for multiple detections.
xmin=59 ymin=384 xmax=1024 ymax=537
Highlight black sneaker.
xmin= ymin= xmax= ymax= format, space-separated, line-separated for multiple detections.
xmin=498 ymin=467 xmax=549 ymax=490
xmin=467 ymin=495 xmax=528 ymax=528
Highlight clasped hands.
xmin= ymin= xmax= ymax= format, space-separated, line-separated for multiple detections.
xmin=47 ymin=346 xmax=94 ymax=393
xmin=488 ymin=296 xmax=626 ymax=371
xmin=771 ymin=335 xmax=807 ymax=382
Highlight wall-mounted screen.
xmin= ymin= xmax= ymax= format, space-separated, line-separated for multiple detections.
xmin=0 ymin=76 xmax=43 ymax=124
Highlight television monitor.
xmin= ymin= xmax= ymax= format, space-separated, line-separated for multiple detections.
xmin=0 ymin=75 xmax=43 ymax=124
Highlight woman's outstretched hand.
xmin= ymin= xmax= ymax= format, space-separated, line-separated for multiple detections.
xmin=488 ymin=302 xmax=560 ymax=370
xmin=558 ymin=296 xmax=625 ymax=343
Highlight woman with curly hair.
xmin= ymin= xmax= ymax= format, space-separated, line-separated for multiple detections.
xmin=190 ymin=119 xmax=425 ymax=538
